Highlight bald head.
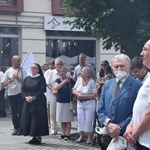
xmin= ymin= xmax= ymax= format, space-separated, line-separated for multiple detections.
xmin=12 ymin=55 xmax=21 ymax=68
xmin=140 ymin=40 xmax=150 ymax=69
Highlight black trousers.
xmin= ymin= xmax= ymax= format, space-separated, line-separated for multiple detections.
xmin=97 ymin=134 xmax=112 ymax=150
xmin=136 ymin=142 xmax=149 ymax=150
xmin=9 ymin=93 xmax=23 ymax=129
xmin=0 ymin=89 xmax=6 ymax=116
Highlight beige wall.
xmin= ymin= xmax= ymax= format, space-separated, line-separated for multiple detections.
xmin=0 ymin=0 xmax=120 ymax=68
xmin=96 ymin=40 xmax=120 ymax=73
xmin=18 ymin=0 xmax=51 ymax=65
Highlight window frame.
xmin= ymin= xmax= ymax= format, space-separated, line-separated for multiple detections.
xmin=0 ymin=0 xmax=23 ymax=13
xmin=52 ymin=0 xmax=66 ymax=16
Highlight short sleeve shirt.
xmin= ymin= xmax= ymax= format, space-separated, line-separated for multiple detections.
xmin=74 ymin=78 xmax=97 ymax=95
xmin=3 ymin=67 xmax=27 ymax=96
xmin=55 ymin=78 xmax=75 ymax=103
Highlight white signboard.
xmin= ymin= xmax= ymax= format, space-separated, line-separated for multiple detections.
xmin=44 ymin=16 xmax=84 ymax=31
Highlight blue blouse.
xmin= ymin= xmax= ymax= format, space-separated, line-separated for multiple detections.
xmin=55 ymin=78 xmax=75 ymax=103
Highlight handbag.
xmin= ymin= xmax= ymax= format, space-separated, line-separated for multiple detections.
xmin=106 ymin=136 xmax=127 ymax=150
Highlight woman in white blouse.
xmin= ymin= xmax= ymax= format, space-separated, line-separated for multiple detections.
xmin=72 ymin=67 xmax=97 ymax=144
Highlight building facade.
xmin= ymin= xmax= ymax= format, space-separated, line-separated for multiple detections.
xmin=0 ymin=0 xmax=119 ymax=73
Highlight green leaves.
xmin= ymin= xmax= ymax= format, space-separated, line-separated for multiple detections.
xmin=63 ymin=0 xmax=150 ymax=57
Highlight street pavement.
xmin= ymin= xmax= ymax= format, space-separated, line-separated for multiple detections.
xmin=0 ymin=109 xmax=101 ymax=150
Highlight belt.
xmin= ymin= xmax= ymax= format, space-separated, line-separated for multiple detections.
xmin=78 ymin=99 xmax=93 ymax=103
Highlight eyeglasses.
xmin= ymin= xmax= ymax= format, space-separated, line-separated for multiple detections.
xmin=131 ymin=72 xmax=139 ymax=75
xmin=30 ymin=67 xmax=38 ymax=70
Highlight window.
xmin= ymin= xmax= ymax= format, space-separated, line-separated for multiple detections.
xmin=52 ymin=0 xmax=66 ymax=15
xmin=0 ymin=0 xmax=17 ymax=6
xmin=0 ymin=27 xmax=18 ymax=66
xmin=46 ymin=39 xmax=96 ymax=67
xmin=0 ymin=37 xmax=18 ymax=66
xmin=0 ymin=0 xmax=23 ymax=12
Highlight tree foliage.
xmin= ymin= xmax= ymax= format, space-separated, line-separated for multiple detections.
xmin=63 ymin=0 xmax=150 ymax=58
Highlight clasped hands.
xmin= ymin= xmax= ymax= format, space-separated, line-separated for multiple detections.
xmin=76 ymin=93 xmax=85 ymax=100
xmin=107 ymin=122 xmax=137 ymax=147
xmin=25 ymin=96 xmax=34 ymax=103
xmin=123 ymin=125 xmax=137 ymax=147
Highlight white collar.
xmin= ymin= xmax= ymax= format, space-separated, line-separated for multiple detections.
xmin=30 ymin=73 xmax=40 ymax=78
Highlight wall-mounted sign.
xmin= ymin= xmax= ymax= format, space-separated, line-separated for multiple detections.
xmin=44 ymin=16 xmax=83 ymax=31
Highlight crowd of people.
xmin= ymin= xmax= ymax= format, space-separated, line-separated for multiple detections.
xmin=0 ymin=40 xmax=150 ymax=149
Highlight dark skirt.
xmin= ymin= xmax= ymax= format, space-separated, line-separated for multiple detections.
xmin=19 ymin=95 xmax=49 ymax=136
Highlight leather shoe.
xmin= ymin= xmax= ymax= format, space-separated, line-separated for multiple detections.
xmin=64 ymin=135 xmax=70 ymax=140
xmin=12 ymin=129 xmax=18 ymax=135
xmin=59 ymin=135 xmax=65 ymax=140
xmin=29 ymin=137 xmax=41 ymax=145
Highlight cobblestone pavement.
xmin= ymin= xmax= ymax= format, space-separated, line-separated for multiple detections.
xmin=0 ymin=109 xmax=101 ymax=150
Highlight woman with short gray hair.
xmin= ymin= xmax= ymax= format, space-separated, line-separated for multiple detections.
xmin=72 ymin=67 xmax=97 ymax=144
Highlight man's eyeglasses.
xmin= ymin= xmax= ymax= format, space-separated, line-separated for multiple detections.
xmin=131 ymin=72 xmax=139 ymax=75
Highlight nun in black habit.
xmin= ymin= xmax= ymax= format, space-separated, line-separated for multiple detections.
xmin=19 ymin=63 xmax=49 ymax=144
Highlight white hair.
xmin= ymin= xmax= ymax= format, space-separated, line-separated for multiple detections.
xmin=55 ymin=58 xmax=63 ymax=65
xmin=111 ymin=53 xmax=131 ymax=67
xmin=83 ymin=67 xmax=91 ymax=78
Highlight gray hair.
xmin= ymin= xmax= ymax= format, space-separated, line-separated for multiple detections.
xmin=55 ymin=58 xmax=64 ymax=65
xmin=48 ymin=60 xmax=55 ymax=65
xmin=83 ymin=67 xmax=91 ymax=78
xmin=111 ymin=53 xmax=131 ymax=67
xmin=59 ymin=66 xmax=68 ymax=72
xmin=79 ymin=53 xmax=86 ymax=58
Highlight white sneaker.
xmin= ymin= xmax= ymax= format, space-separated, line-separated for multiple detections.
xmin=51 ymin=130 xmax=57 ymax=135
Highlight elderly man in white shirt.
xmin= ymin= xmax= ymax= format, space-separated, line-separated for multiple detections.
xmin=46 ymin=58 xmax=63 ymax=135
xmin=44 ymin=60 xmax=55 ymax=128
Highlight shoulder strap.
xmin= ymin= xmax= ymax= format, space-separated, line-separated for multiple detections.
xmin=69 ymin=78 xmax=72 ymax=102
xmin=20 ymin=68 xmax=23 ymax=79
